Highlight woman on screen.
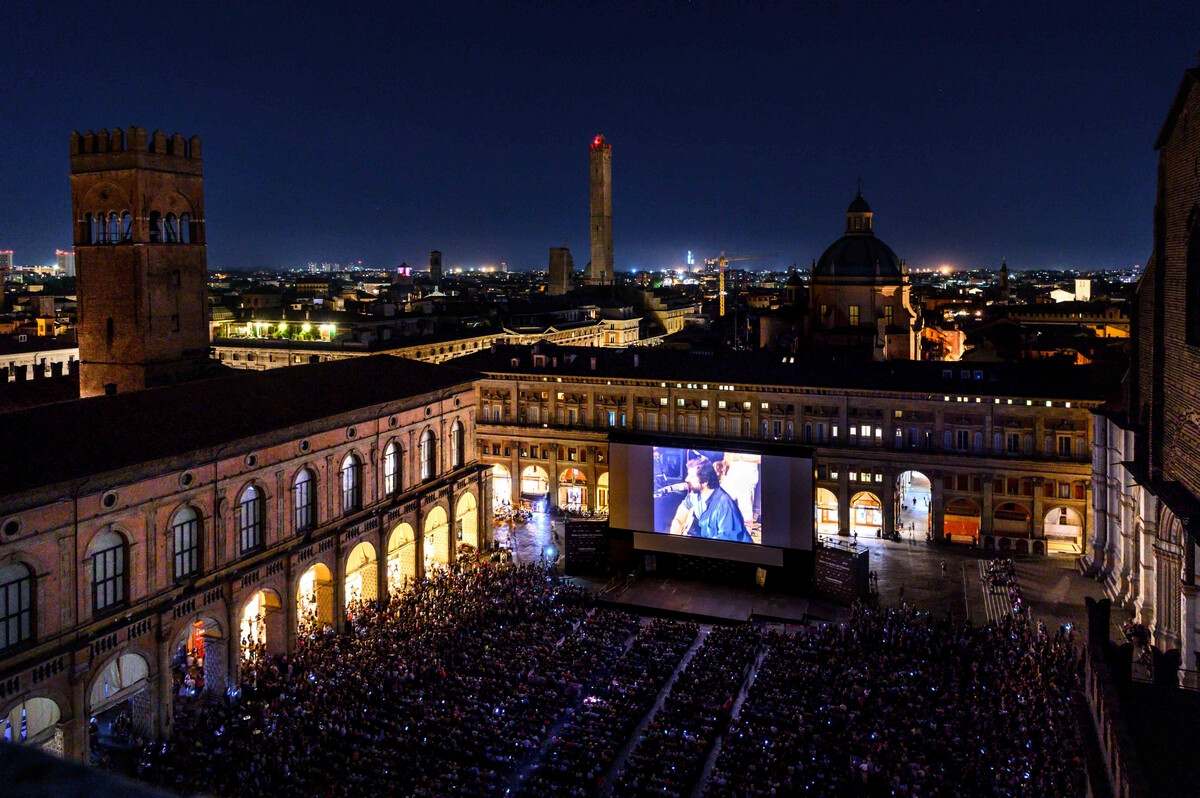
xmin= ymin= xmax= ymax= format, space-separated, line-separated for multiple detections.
xmin=668 ymin=457 xmax=752 ymax=543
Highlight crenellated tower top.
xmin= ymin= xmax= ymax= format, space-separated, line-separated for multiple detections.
xmin=70 ymin=127 xmax=202 ymax=175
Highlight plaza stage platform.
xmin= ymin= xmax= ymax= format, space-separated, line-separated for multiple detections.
xmin=570 ymin=574 xmax=850 ymax=626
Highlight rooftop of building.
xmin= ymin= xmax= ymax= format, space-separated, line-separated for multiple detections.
xmin=0 ymin=355 xmax=478 ymax=497
xmin=453 ymin=342 xmax=1116 ymax=402
xmin=0 ymin=373 xmax=82 ymax=413
xmin=1003 ymin=300 xmax=1129 ymax=317
xmin=0 ymin=332 xmax=78 ymax=355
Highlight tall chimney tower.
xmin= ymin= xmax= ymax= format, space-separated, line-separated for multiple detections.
xmin=588 ymin=134 xmax=613 ymax=286
xmin=430 ymin=250 xmax=442 ymax=284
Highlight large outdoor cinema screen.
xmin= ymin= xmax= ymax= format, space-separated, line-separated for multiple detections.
xmin=609 ymin=437 xmax=814 ymax=555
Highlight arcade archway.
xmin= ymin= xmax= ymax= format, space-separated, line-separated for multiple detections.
xmin=558 ymin=468 xmax=587 ymax=511
xmin=1044 ymin=506 xmax=1083 ymax=554
xmin=944 ymin=498 xmax=982 ymax=543
xmin=297 ymin=564 xmax=334 ymax=632
xmin=815 ymin=487 xmax=838 ymax=538
xmin=387 ymin=523 xmax=417 ymax=593
xmin=492 ymin=464 xmax=513 ymax=511
xmin=241 ymin=590 xmax=283 ymax=665
xmin=521 ymin=465 xmax=550 ymax=510
xmin=597 ymin=472 xmax=610 ymax=514
xmin=896 ymin=471 xmax=932 ymax=535
xmin=424 ymin=506 xmax=451 ymax=573
xmin=994 ymin=502 xmax=1032 ymax=545
xmin=171 ymin=616 xmax=225 ymax=699
xmin=89 ymin=652 xmax=150 ymax=749
xmin=456 ymin=492 xmax=479 ymax=550
xmin=4 ymin=697 xmax=62 ymax=753
xmin=850 ymin=492 xmax=882 ymax=537
xmin=344 ymin=542 xmax=379 ymax=608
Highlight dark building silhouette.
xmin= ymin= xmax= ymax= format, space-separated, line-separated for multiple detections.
xmin=547 ymin=246 xmax=574 ymax=295
xmin=430 ymin=250 xmax=442 ymax=284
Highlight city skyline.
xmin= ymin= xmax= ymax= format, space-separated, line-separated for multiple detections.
xmin=1 ymin=2 xmax=1197 ymax=272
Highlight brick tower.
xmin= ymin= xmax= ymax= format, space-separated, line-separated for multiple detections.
xmin=547 ymin=246 xmax=574 ymax=295
xmin=587 ymin=133 xmax=613 ymax=286
xmin=70 ymin=127 xmax=211 ymax=397
xmin=430 ymin=250 xmax=443 ymax=284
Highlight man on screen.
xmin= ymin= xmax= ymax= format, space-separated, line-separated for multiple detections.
xmin=668 ymin=457 xmax=752 ymax=543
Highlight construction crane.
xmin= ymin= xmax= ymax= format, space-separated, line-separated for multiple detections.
xmin=704 ymin=252 xmax=777 ymax=317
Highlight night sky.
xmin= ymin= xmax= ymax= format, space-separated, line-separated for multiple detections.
xmin=2 ymin=2 xmax=1197 ymax=273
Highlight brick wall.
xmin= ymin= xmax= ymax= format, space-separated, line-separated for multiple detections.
xmin=1154 ymin=76 xmax=1200 ymax=498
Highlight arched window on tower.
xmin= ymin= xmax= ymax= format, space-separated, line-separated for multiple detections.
xmin=84 ymin=213 xmax=95 ymax=244
xmin=164 ymin=213 xmax=179 ymax=243
xmin=107 ymin=212 xmax=120 ymax=244
xmin=180 ymin=213 xmax=191 ymax=244
xmin=121 ymin=212 xmax=133 ymax=242
xmin=149 ymin=211 xmax=163 ymax=243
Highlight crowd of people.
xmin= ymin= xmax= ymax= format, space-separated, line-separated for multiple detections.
xmin=706 ymin=604 xmax=1085 ymax=797
xmin=985 ymin=557 xmax=1028 ymax=616
xmin=127 ymin=562 xmax=644 ymax=797
xmin=521 ymin=618 xmax=698 ymax=797
xmin=614 ymin=625 xmax=764 ymax=797
xmin=110 ymin=561 xmax=1086 ymax=798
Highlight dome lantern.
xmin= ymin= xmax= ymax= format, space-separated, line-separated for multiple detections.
xmin=846 ymin=189 xmax=873 ymax=234
xmin=813 ymin=192 xmax=901 ymax=280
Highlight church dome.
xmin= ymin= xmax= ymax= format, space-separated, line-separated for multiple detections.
xmin=813 ymin=192 xmax=903 ymax=279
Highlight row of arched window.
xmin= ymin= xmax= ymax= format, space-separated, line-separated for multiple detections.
xmin=0 ymin=424 xmax=468 ymax=653
xmin=82 ymin=211 xmax=193 ymax=244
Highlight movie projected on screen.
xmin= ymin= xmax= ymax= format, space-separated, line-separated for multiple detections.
xmin=609 ymin=436 xmax=814 ymax=554
xmin=653 ymin=447 xmax=762 ymax=544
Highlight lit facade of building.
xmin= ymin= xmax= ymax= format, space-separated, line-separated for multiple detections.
xmin=0 ymin=356 xmax=487 ymax=757
xmin=210 ymin=313 xmax=644 ymax=372
xmin=465 ymin=344 xmax=1101 ymax=554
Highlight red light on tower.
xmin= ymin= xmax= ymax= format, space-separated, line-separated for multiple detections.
xmin=591 ymin=133 xmax=609 ymax=150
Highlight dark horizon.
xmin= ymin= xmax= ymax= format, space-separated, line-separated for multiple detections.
xmin=1 ymin=2 xmax=1197 ymax=273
